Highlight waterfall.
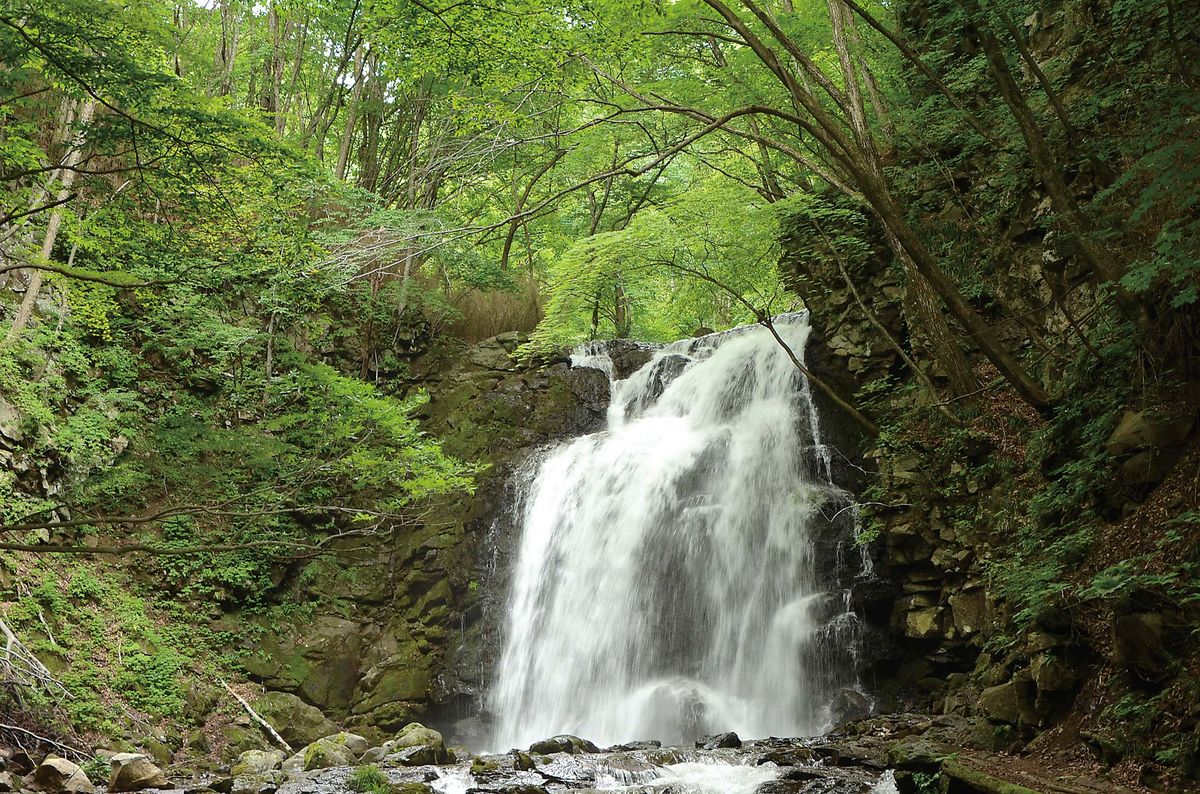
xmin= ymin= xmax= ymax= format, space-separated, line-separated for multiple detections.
xmin=489 ymin=313 xmax=862 ymax=750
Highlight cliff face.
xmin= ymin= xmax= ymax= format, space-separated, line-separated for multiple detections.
xmin=782 ymin=0 xmax=1200 ymax=785
xmin=235 ymin=334 xmax=611 ymax=747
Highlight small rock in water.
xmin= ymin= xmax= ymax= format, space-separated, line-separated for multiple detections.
xmin=604 ymin=740 xmax=662 ymax=752
xmin=695 ymin=732 xmax=741 ymax=750
xmin=756 ymin=748 xmax=816 ymax=767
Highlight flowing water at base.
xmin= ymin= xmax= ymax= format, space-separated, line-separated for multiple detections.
xmin=490 ymin=314 xmax=864 ymax=750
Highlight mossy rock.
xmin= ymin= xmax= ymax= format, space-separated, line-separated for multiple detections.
xmin=352 ymin=650 xmax=434 ymax=715
xmin=282 ymin=737 xmax=356 ymax=773
xmin=230 ymin=750 xmax=285 ymax=777
xmin=249 ymin=691 xmax=338 ymax=747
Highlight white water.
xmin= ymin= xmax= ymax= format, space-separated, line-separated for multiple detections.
xmin=431 ymin=760 xmax=779 ymax=794
xmin=490 ymin=314 xmax=860 ymax=750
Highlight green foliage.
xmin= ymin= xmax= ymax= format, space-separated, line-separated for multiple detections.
xmin=78 ymin=757 xmax=109 ymax=785
xmin=525 ymin=176 xmax=786 ymax=355
xmin=348 ymin=765 xmax=391 ymax=794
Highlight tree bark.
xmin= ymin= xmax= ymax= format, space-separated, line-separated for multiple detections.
xmin=335 ymin=43 xmax=365 ymax=180
xmin=828 ymin=0 xmax=978 ymax=396
xmin=214 ymin=0 xmax=240 ymax=97
xmin=6 ymin=99 xmax=97 ymax=345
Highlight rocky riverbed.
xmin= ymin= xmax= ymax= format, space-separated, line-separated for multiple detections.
xmin=5 ymin=712 xmax=1149 ymax=794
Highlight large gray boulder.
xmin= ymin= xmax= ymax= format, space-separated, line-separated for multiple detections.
xmin=1113 ymin=612 xmax=1171 ymax=679
xmin=1106 ymin=410 xmax=1194 ymax=456
xmin=108 ymin=753 xmax=169 ymax=792
xmin=361 ymin=723 xmax=449 ymax=767
xmin=230 ymin=750 xmax=285 ymax=777
xmin=32 ymin=757 xmax=95 ymax=794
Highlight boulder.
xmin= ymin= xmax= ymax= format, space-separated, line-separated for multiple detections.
xmin=1030 ymin=653 xmax=1079 ymax=693
xmin=0 ymin=398 xmax=24 ymax=445
xmin=694 ymin=732 xmax=741 ymax=750
xmin=753 ymin=783 xmax=805 ymax=794
xmin=230 ymin=751 xmax=285 ymax=777
xmin=244 ymin=617 xmax=368 ymax=713
xmin=108 ymin=753 xmax=169 ymax=792
xmin=830 ymin=688 xmax=871 ymax=725
xmin=281 ymin=737 xmax=355 ymax=773
xmin=979 ymin=682 xmax=1022 ymax=724
xmin=527 ymin=735 xmax=601 ymax=755
xmin=1105 ymin=410 xmax=1194 ymax=456
xmin=1113 ymin=612 xmax=1171 ymax=679
xmin=32 ymin=757 xmax=95 ymax=794
xmin=609 ymin=344 xmax=654 ymax=380
xmin=361 ymin=723 xmax=449 ymax=767
xmin=0 ymin=771 xmax=18 ymax=793
xmin=948 ymin=590 xmax=986 ymax=636
xmin=0 ymin=747 xmax=34 ymax=775
xmin=885 ymin=737 xmax=944 ymax=770
xmin=229 ymin=772 xmax=285 ymax=794
xmin=248 ymin=692 xmax=338 ymax=747
xmin=1121 ymin=449 xmax=1178 ymax=489
xmin=604 ymin=740 xmax=661 ymax=752
xmin=903 ymin=606 xmax=944 ymax=639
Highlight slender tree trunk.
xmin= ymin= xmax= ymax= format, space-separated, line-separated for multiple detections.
xmin=214 ymin=0 xmax=240 ymax=97
xmin=279 ymin=19 xmax=309 ymax=136
xmin=335 ymin=43 xmax=365 ymax=180
xmin=500 ymin=149 xmax=565 ymax=272
xmin=993 ymin=3 xmax=1075 ymax=146
xmin=261 ymin=2 xmax=286 ymax=130
xmin=172 ymin=4 xmax=186 ymax=77
xmin=6 ymin=100 xmax=97 ymax=345
xmin=356 ymin=51 xmax=383 ymax=192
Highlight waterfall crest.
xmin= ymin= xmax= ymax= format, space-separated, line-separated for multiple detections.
xmin=490 ymin=313 xmax=862 ymax=750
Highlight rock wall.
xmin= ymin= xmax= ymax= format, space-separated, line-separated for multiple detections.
xmin=234 ymin=333 xmax=610 ymax=747
xmin=781 ymin=2 xmax=1200 ymax=781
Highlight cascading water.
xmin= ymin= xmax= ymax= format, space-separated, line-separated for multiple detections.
xmin=490 ymin=313 xmax=863 ymax=750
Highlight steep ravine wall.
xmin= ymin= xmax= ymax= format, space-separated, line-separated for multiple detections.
xmin=231 ymin=334 xmax=611 ymax=749
xmin=778 ymin=2 xmax=1200 ymax=785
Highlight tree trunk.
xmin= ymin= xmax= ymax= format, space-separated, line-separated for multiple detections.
xmin=702 ymin=0 xmax=1051 ymax=410
xmin=6 ymin=100 xmax=97 ymax=345
xmin=828 ymin=0 xmax=977 ymax=396
xmin=261 ymin=2 xmax=286 ymax=131
xmin=214 ymin=0 xmax=240 ymax=97
xmin=335 ymin=43 xmax=365 ymax=180
xmin=956 ymin=0 xmax=1131 ymax=293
